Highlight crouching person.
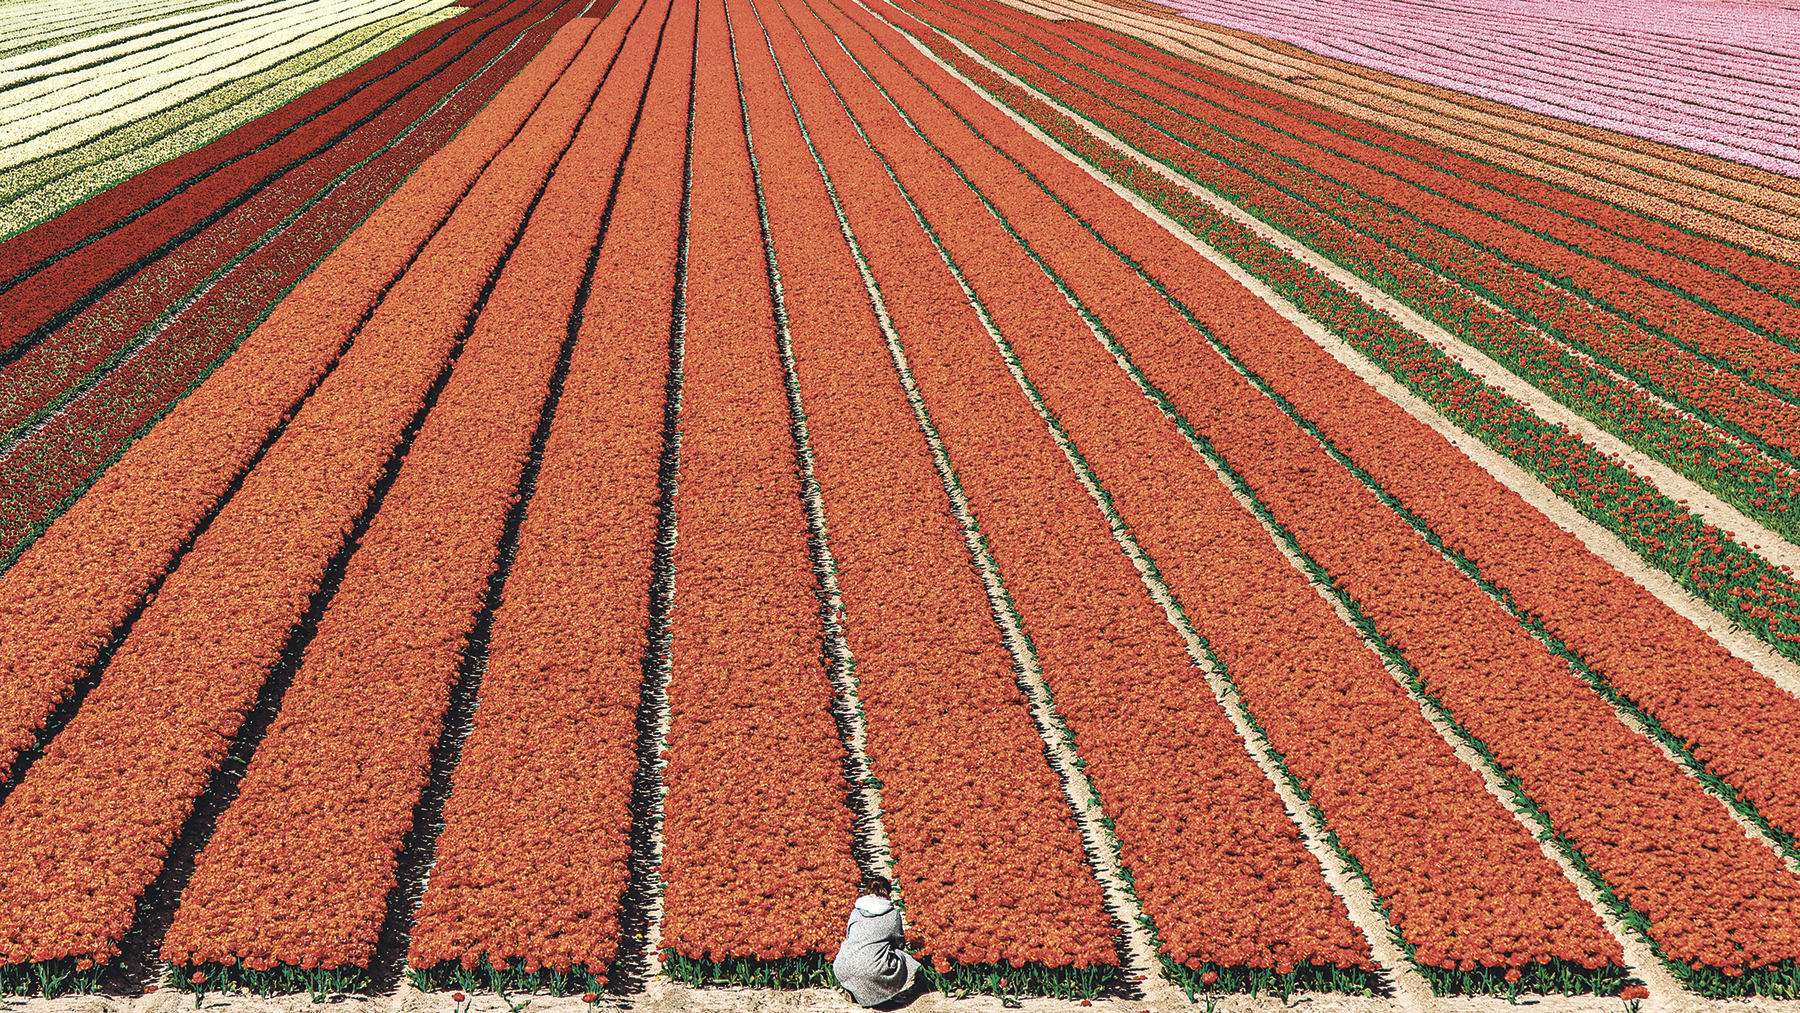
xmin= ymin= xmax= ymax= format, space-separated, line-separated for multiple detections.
xmin=833 ymin=875 xmax=923 ymax=1007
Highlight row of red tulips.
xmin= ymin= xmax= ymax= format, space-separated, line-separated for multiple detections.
xmin=159 ymin=13 xmax=652 ymax=986
xmin=897 ymin=0 xmax=1800 ymax=541
xmin=832 ymin=1 xmax=1629 ymax=994
xmin=0 ymin=25 xmax=615 ymax=985
xmin=888 ymin=0 xmax=1800 ymax=722
xmin=1133 ymin=187 xmax=1800 ymax=856
xmin=863 ymin=6 xmax=1800 ymax=993
xmin=0 ymin=0 xmax=490 ymax=351
xmin=0 ymin=0 xmax=576 ymax=439
xmin=1055 ymin=19 xmax=1800 ymax=331
xmin=743 ymin=0 xmax=1122 ymax=995
xmin=930 ymin=4 xmax=1800 ymax=408
xmin=406 ymin=0 xmax=687 ymax=985
xmin=659 ymin=0 xmax=864 ymax=980
xmin=0 ymin=12 xmax=593 ymax=794
xmin=0 ymin=0 xmax=594 ymax=567
xmin=931 ymin=12 xmax=1800 ymax=869
xmin=1100 ymin=35 xmax=1800 ymax=361
xmin=1111 ymin=216 xmax=1800 ymax=985
xmin=772 ymin=0 xmax=1381 ymax=994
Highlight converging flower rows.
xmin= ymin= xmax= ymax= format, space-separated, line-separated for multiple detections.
xmin=0 ymin=0 xmax=1797 ymax=1004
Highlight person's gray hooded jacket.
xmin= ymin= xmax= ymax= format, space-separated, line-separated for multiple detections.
xmin=833 ymin=895 xmax=922 ymax=1007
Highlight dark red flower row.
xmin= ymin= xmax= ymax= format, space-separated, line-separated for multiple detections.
xmin=0 ymin=0 xmax=574 ymax=355
xmin=0 ymin=0 xmax=579 ymax=439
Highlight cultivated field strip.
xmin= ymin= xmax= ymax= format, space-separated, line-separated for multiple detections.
xmin=884 ymin=0 xmax=1800 ymax=689
xmin=0 ymin=6 xmax=462 ymax=239
xmin=403 ymin=0 xmax=687 ymax=987
xmin=0 ymin=0 xmax=248 ymax=60
xmin=155 ymin=3 xmax=665 ymax=988
xmin=6 ymin=0 xmax=1800 ymax=1003
xmin=734 ymin=0 xmax=1122 ymax=994
xmin=0 ymin=9 xmax=592 ymax=808
xmin=794 ymin=0 xmax=1643 ymax=997
xmin=0 ymin=0 xmax=304 ymax=80
xmin=0 ymin=13 xmax=620 ymax=983
xmin=753 ymin=0 xmax=1383 ymax=994
xmin=0 ymin=0 xmax=459 ymax=169
xmin=656 ymin=0 xmax=863 ymax=985
xmin=1042 ymin=0 xmax=1800 ymax=264
xmin=0 ymin=0 xmax=574 ymax=357
xmin=882 ymin=6 xmax=1800 ymax=385
xmin=1147 ymin=0 xmax=1800 ymax=177
xmin=0 ymin=0 xmax=413 ymax=122
xmin=857 ymin=0 xmax=1800 ymax=992
xmin=0 ymin=0 xmax=596 ymax=569
xmin=881 ymin=0 xmax=1800 ymax=485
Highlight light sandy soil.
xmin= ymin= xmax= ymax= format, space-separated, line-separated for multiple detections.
xmin=10 ymin=975 xmax=1800 ymax=1013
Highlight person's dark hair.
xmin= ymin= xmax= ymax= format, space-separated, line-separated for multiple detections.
xmin=859 ymin=874 xmax=892 ymax=898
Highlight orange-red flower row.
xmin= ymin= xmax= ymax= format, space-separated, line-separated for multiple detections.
xmin=162 ymin=15 xmax=644 ymax=978
xmin=0 ymin=26 xmax=603 ymax=973
xmin=745 ymin=0 xmax=1122 ymax=978
xmin=885 ymin=0 xmax=1800 ymax=982
xmin=658 ymin=2 xmax=863 ymax=968
xmin=839 ymin=1 xmax=1626 ymax=990
xmin=406 ymin=0 xmax=691 ymax=982
xmin=0 ymin=0 xmax=595 ymax=566
xmin=915 ymin=0 xmax=1800 ymax=470
xmin=778 ymin=0 xmax=1373 ymax=982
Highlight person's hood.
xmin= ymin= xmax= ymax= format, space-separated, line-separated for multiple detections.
xmin=854 ymin=895 xmax=895 ymax=916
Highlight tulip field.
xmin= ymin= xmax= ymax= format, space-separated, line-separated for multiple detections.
xmin=2 ymin=0 xmax=1800 ymax=1006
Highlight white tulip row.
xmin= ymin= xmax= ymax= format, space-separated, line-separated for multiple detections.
xmin=3 ymin=0 xmax=358 ymax=126
xmin=0 ymin=0 xmax=460 ymax=172
xmin=1 ymin=0 xmax=301 ymax=79
xmin=0 ymin=0 xmax=246 ymax=61
xmin=0 ymin=8 xmax=457 ymax=242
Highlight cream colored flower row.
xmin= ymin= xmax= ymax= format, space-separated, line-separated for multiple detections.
xmin=2 ymin=0 xmax=330 ymax=116
xmin=0 ymin=0 xmax=243 ymax=62
xmin=0 ymin=0 xmax=442 ymax=121
xmin=0 ymin=0 xmax=460 ymax=171
xmin=0 ymin=7 xmax=458 ymax=242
